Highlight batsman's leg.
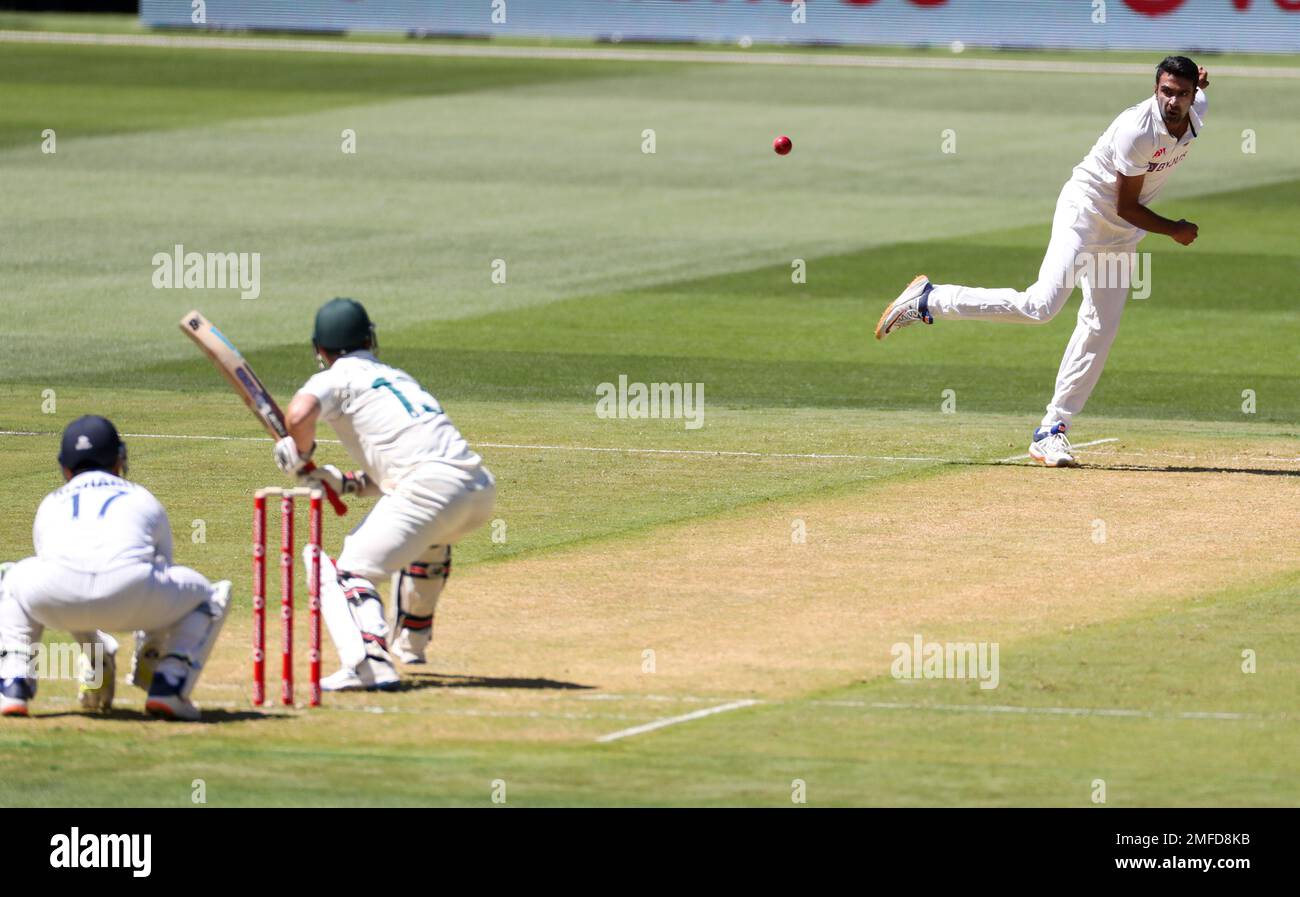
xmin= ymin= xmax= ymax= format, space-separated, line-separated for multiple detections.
xmin=390 ymin=546 xmax=452 ymax=665
xmin=317 ymin=552 xmax=398 ymax=691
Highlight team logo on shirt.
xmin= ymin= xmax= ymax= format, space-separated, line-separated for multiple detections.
xmin=1152 ymin=147 xmax=1167 ymax=159
xmin=1147 ymin=151 xmax=1186 ymax=173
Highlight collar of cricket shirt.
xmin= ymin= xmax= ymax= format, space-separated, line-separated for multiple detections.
xmin=1151 ymin=94 xmax=1200 ymax=145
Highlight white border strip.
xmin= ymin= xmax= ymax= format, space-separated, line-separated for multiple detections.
xmin=2 ymin=30 xmax=1299 ymax=79
xmin=595 ymin=698 xmax=760 ymax=743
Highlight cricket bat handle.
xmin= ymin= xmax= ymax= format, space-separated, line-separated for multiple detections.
xmin=303 ymin=462 xmax=349 ymax=516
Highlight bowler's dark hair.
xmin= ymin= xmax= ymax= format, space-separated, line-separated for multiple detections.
xmin=1156 ymin=55 xmax=1198 ymax=89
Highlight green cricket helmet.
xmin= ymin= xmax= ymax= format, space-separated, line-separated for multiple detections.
xmin=312 ymin=297 xmax=376 ymax=357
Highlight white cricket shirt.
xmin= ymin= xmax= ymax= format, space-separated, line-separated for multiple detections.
xmin=1062 ymin=88 xmax=1207 ymax=236
xmin=299 ymin=352 xmax=484 ymax=485
xmin=32 ymin=472 xmax=173 ymax=572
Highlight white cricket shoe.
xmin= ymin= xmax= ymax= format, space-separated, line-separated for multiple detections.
xmin=321 ymin=657 xmax=400 ymax=692
xmin=391 ymin=626 xmax=431 ymax=665
xmin=78 ymin=633 xmax=119 ymax=714
xmin=875 ymin=274 xmax=934 ymax=340
xmin=1028 ymin=422 xmax=1077 ymax=468
xmin=1 ymin=681 xmax=31 ymax=717
xmin=145 ymin=693 xmax=201 ymax=721
xmin=145 ymin=671 xmax=201 ymax=721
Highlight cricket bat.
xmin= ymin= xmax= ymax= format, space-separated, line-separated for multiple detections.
xmin=179 ymin=309 xmax=348 ymax=516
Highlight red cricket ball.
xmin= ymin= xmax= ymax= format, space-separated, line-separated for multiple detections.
xmin=773 ymin=135 xmax=792 ymax=155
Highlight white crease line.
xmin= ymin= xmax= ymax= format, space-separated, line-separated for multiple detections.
xmin=595 ymin=699 xmax=761 ymax=743
xmin=998 ymin=436 xmax=1117 ymax=463
xmin=2 ymin=30 xmax=1299 ymax=79
xmin=0 ymin=429 xmax=341 ymax=445
xmin=20 ymin=429 xmax=1284 ymax=471
xmin=479 ymin=441 xmax=944 ymax=463
xmin=0 ymin=429 xmax=981 ymax=465
xmin=829 ymin=700 xmax=1283 ymax=722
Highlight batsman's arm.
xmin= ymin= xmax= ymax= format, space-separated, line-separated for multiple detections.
xmin=285 ymin=391 xmax=321 ymax=453
xmin=284 ymin=391 xmax=349 ymax=516
xmin=1116 ymin=173 xmax=1198 ymax=246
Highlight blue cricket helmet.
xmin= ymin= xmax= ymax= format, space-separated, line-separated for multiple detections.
xmin=58 ymin=415 xmax=127 ymax=474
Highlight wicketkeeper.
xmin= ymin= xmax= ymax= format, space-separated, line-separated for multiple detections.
xmin=273 ymin=298 xmax=496 ymax=691
xmin=0 ymin=416 xmax=231 ymax=720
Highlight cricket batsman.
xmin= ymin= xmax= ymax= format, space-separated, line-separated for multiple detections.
xmin=0 ymin=416 xmax=231 ymax=720
xmin=273 ymin=298 xmax=496 ymax=691
xmin=875 ymin=56 xmax=1209 ymax=467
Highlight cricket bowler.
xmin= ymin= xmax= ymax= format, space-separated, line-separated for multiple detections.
xmin=875 ymin=56 xmax=1209 ymax=467
xmin=273 ymin=298 xmax=496 ymax=691
xmin=0 ymin=416 xmax=231 ymax=720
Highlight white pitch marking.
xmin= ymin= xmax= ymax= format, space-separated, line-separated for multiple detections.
xmin=2 ymin=30 xmax=1299 ymax=80
xmin=22 ymin=429 xmax=1282 ymax=470
xmin=997 ymin=436 xmax=1118 ymax=463
xmin=0 ymin=429 xmax=981 ymax=465
xmin=478 ymin=441 xmax=943 ymax=463
xmin=595 ymin=699 xmax=761 ymax=743
xmin=0 ymin=429 xmax=342 ymax=445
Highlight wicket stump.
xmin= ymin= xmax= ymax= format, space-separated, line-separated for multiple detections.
xmin=253 ymin=488 xmax=323 ymax=707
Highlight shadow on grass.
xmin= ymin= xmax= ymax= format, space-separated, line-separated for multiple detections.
xmin=1073 ymin=462 xmax=1300 ymax=478
xmin=988 ymin=461 xmax=1300 ymax=478
xmin=1084 ymin=464 xmax=1300 ymax=478
xmin=24 ymin=708 xmax=282 ymax=723
xmin=396 ymin=671 xmax=595 ymax=691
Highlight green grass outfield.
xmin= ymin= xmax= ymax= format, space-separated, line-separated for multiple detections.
xmin=0 ymin=26 xmax=1297 ymax=806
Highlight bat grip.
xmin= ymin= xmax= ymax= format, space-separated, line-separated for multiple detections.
xmin=303 ymin=462 xmax=348 ymax=516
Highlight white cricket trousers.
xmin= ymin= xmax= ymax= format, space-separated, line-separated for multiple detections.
xmin=0 ymin=558 xmax=212 ymax=678
xmin=926 ymin=192 xmax=1141 ymax=428
xmin=320 ymin=463 xmax=495 ymax=670
xmin=336 ymin=464 xmax=497 ymax=579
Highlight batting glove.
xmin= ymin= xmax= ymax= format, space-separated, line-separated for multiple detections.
xmin=272 ymin=436 xmax=314 ymax=474
xmin=298 ymin=464 xmax=375 ymax=497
